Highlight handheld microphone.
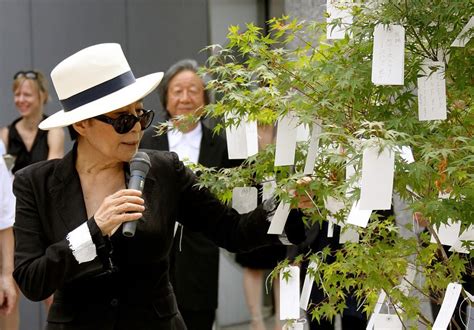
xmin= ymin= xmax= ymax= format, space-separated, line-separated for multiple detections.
xmin=122 ymin=151 xmax=151 ymax=237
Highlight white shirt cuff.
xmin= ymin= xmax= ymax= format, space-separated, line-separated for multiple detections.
xmin=66 ymin=222 xmax=97 ymax=264
xmin=278 ymin=233 xmax=292 ymax=245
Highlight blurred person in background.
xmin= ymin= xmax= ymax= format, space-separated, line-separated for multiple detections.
xmin=0 ymin=69 xmax=64 ymax=327
xmin=1 ymin=70 xmax=64 ymax=174
xmin=140 ymin=59 xmax=238 ymax=330
xmin=0 ymin=144 xmax=18 ymax=329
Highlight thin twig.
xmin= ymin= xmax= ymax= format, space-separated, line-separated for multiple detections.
xmin=425 ymin=222 xmax=459 ymax=282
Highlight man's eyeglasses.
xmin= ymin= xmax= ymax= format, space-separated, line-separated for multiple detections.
xmin=94 ymin=109 xmax=155 ymax=134
xmin=13 ymin=71 xmax=39 ymax=80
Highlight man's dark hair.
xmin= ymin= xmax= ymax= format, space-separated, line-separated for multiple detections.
xmin=158 ymin=59 xmax=211 ymax=112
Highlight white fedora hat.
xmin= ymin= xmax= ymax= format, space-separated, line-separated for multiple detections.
xmin=39 ymin=43 xmax=163 ymax=130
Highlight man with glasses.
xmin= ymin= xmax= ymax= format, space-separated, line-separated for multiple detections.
xmin=140 ymin=59 xmax=237 ymax=330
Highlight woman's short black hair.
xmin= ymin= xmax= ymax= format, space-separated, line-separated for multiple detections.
xmin=68 ymin=125 xmax=78 ymax=140
xmin=158 ymin=59 xmax=211 ymax=112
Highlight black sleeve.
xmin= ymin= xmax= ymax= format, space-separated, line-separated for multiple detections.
xmin=12 ymin=173 xmax=108 ymax=301
xmin=172 ymin=152 xmax=302 ymax=252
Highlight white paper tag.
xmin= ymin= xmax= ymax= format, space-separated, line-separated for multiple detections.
xmin=325 ymin=196 xmax=345 ymax=237
xmin=326 ymin=0 xmax=353 ymax=40
xmin=366 ymin=290 xmax=387 ymax=330
xmin=359 ymin=146 xmax=394 ymax=210
xmin=303 ymin=121 xmax=323 ymax=175
xmin=232 ymin=187 xmax=258 ymax=214
xmin=430 ymin=220 xmax=461 ymax=246
xmin=173 ymin=222 xmax=180 ymax=237
xmin=275 ymin=113 xmax=298 ymax=166
xmin=465 ymin=289 xmax=474 ymax=303
xmin=267 ymin=202 xmax=292 ymax=234
xmin=226 ymin=121 xmax=247 ymax=159
xmin=283 ymin=321 xmax=305 ymax=330
xmin=371 ymin=24 xmax=405 ymax=85
xmin=437 ymin=48 xmax=450 ymax=65
xmin=345 ymin=162 xmax=357 ymax=198
xmin=225 ymin=117 xmax=258 ymax=159
xmin=327 ymin=221 xmax=335 ymax=238
xmin=373 ymin=313 xmax=403 ymax=329
xmin=296 ymin=123 xmax=310 ymax=142
xmin=325 ymin=196 xmax=345 ymax=216
xmin=262 ymin=177 xmax=277 ymax=201
xmin=449 ymin=225 xmax=474 ymax=254
xmin=300 ymin=261 xmax=318 ymax=310
xmin=347 ymin=201 xmax=372 ymax=227
xmin=246 ymin=120 xmax=259 ymax=157
xmin=451 ymin=16 xmax=474 ymax=47
xmin=417 ymin=61 xmax=447 ymax=121
xmin=432 ymin=282 xmax=463 ymax=330
xmin=397 ymin=146 xmax=415 ymax=164
xmin=280 ymin=266 xmax=301 ymax=320
xmin=397 ymin=263 xmax=417 ymax=296
xmin=339 ymin=223 xmax=359 ymax=243
xmin=438 ymin=191 xmax=450 ymax=200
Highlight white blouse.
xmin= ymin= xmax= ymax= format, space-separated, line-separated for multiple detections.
xmin=0 ymin=141 xmax=15 ymax=230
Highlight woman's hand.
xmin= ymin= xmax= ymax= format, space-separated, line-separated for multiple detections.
xmin=414 ymin=212 xmax=429 ymax=227
xmin=290 ymin=176 xmax=315 ymax=209
xmin=94 ymin=189 xmax=145 ymax=236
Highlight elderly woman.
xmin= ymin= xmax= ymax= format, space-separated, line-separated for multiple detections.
xmin=12 ymin=44 xmax=309 ymax=330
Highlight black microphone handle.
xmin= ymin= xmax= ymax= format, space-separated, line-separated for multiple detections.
xmin=122 ymin=173 xmax=146 ymax=237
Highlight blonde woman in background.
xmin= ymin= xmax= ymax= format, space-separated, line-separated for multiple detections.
xmin=1 ymin=70 xmax=64 ymax=174
xmin=0 ymin=70 xmax=64 ymax=329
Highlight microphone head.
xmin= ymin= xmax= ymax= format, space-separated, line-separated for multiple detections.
xmin=130 ymin=151 xmax=151 ymax=174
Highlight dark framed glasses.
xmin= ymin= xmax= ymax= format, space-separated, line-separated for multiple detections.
xmin=13 ymin=70 xmax=39 ymax=80
xmin=94 ymin=109 xmax=155 ymax=134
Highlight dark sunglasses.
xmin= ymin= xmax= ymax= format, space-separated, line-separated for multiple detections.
xmin=13 ymin=70 xmax=39 ymax=80
xmin=94 ymin=109 xmax=155 ymax=134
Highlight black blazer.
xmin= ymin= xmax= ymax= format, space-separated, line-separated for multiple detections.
xmin=140 ymin=124 xmax=236 ymax=312
xmin=12 ymin=145 xmax=277 ymax=330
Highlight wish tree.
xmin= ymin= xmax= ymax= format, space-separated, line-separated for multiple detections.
xmin=189 ymin=1 xmax=472 ymax=328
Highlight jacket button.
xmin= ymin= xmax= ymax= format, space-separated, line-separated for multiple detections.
xmin=110 ymin=298 xmax=119 ymax=307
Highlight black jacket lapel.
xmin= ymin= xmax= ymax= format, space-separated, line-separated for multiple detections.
xmin=50 ymin=146 xmax=88 ymax=231
xmin=151 ymin=133 xmax=169 ymax=151
xmin=198 ymin=125 xmax=218 ymax=167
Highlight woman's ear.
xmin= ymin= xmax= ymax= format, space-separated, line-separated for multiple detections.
xmin=72 ymin=120 xmax=89 ymax=137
